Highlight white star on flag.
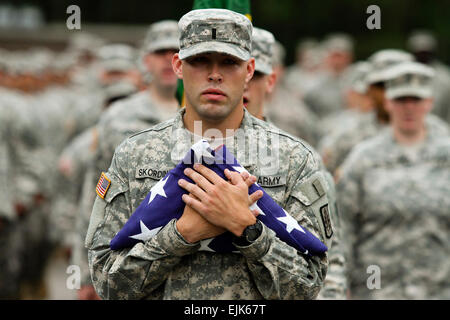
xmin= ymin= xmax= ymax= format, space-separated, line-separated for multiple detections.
xmin=148 ymin=175 xmax=169 ymax=205
xmin=277 ymin=210 xmax=305 ymax=233
xmin=129 ymin=220 xmax=162 ymax=242
xmin=199 ymin=238 xmax=215 ymax=252
xmin=191 ymin=140 xmax=215 ymax=162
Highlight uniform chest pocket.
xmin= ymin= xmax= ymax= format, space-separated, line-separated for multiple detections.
xmin=254 ymin=174 xmax=288 ymax=205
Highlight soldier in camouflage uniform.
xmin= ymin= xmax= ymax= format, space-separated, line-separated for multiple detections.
xmin=337 ymin=61 xmax=450 ymax=299
xmin=283 ymin=38 xmax=325 ymax=100
xmin=318 ymin=61 xmax=374 ymax=139
xmin=318 ymin=49 xmax=449 ymax=176
xmin=263 ymin=37 xmax=322 ymax=147
xmin=60 ymin=44 xmax=140 ymax=300
xmin=86 ymin=9 xmax=334 ymax=300
xmin=0 ymin=93 xmax=20 ymax=298
xmin=302 ymin=34 xmax=354 ymax=120
xmin=74 ymin=22 xmax=180 ymax=299
xmin=407 ymin=30 xmax=450 ymax=124
xmin=52 ymin=43 xmax=140 ymax=249
xmin=243 ymin=26 xmax=346 ymax=300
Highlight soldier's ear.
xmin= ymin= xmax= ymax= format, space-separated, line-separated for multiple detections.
xmin=172 ymin=53 xmax=183 ymax=79
xmin=245 ymin=58 xmax=255 ymax=84
xmin=266 ymin=72 xmax=277 ymax=94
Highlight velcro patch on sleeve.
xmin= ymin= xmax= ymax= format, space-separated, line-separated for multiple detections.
xmin=320 ymin=204 xmax=334 ymax=239
xmin=96 ymin=172 xmax=111 ymax=199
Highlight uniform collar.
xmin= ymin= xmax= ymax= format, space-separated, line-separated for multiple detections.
xmin=170 ymin=107 xmax=254 ymax=167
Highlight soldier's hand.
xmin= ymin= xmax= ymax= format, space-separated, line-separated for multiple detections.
xmin=176 ymin=194 xmax=226 ymax=244
xmin=178 ymin=164 xmax=263 ymax=237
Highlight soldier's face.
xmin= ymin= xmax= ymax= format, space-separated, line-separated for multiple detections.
xmin=144 ymin=49 xmax=178 ymax=87
xmin=173 ymin=52 xmax=255 ymax=121
xmin=243 ymin=71 xmax=276 ymax=119
xmin=385 ymin=96 xmax=433 ymax=134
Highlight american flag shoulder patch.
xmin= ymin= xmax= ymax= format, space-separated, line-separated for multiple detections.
xmin=96 ymin=172 xmax=111 ymax=199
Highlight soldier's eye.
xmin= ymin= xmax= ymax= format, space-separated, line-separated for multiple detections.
xmin=223 ymin=58 xmax=238 ymax=65
xmin=187 ymin=56 xmax=208 ymax=64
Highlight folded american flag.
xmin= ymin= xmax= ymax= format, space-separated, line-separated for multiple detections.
xmin=110 ymin=140 xmax=328 ymax=256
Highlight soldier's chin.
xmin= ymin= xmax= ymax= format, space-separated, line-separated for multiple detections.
xmin=196 ymin=103 xmax=233 ymax=121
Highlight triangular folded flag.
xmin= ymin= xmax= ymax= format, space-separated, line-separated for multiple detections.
xmin=110 ymin=140 xmax=328 ymax=256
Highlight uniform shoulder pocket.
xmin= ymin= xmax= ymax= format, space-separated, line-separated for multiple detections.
xmin=86 ymin=172 xmax=129 ymax=248
xmin=96 ymin=172 xmax=129 ymax=203
xmin=290 ymin=171 xmax=334 ymax=247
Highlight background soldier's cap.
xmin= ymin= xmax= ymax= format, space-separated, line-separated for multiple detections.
xmin=178 ymin=9 xmax=252 ymax=61
xmin=341 ymin=61 xmax=371 ymax=94
xmin=252 ymin=27 xmax=275 ymax=74
xmin=385 ymin=61 xmax=435 ymax=100
xmin=97 ymin=44 xmax=137 ymax=72
xmin=104 ymin=81 xmax=138 ymax=101
xmin=144 ymin=20 xmax=179 ymax=53
xmin=407 ymin=30 xmax=437 ymax=52
xmin=272 ymin=40 xmax=286 ymax=67
xmin=366 ymin=49 xmax=414 ymax=84
xmin=322 ymin=33 xmax=354 ymax=53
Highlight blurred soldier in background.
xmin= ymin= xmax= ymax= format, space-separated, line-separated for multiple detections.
xmin=337 ymin=61 xmax=450 ymax=299
xmin=407 ymin=30 xmax=450 ymax=124
xmin=63 ymin=43 xmax=140 ymax=300
xmin=283 ymin=38 xmax=325 ymax=98
xmin=52 ymin=43 xmax=140 ymax=251
xmin=265 ymin=40 xmax=323 ymax=147
xmin=72 ymin=20 xmax=179 ymax=299
xmin=243 ymin=26 xmax=346 ymax=300
xmin=318 ymin=49 xmax=448 ymax=176
xmin=318 ymin=61 xmax=374 ymax=138
xmin=303 ymin=33 xmax=354 ymax=119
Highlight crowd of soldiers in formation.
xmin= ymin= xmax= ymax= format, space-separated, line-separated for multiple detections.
xmin=0 ymin=19 xmax=449 ymax=300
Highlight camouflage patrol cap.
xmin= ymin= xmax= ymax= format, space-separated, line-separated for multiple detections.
xmin=342 ymin=61 xmax=371 ymax=94
xmin=178 ymin=9 xmax=252 ymax=61
xmin=385 ymin=61 xmax=434 ymax=100
xmin=407 ymin=30 xmax=437 ymax=52
xmin=252 ymin=27 xmax=275 ymax=74
xmin=366 ymin=49 xmax=414 ymax=84
xmin=322 ymin=33 xmax=354 ymax=53
xmin=144 ymin=20 xmax=179 ymax=53
xmin=97 ymin=44 xmax=137 ymax=72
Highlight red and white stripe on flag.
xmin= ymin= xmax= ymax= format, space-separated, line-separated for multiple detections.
xmin=96 ymin=172 xmax=111 ymax=199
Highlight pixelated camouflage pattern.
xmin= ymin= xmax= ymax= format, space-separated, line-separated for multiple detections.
xmin=86 ymin=108 xmax=335 ymax=299
xmin=319 ymin=112 xmax=449 ymax=175
xmin=385 ymin=61 xmax=434 ymax=100
xmin=178 ymin=9 xmax=252 ymax=60
xmin=337 ymin=128 xmax=450 ymax=299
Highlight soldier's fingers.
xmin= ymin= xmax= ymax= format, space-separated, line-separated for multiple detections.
xmin=240 ymin=171 xmax=250 ymax=181
xmin=243 ymin=174 xmax=257 ymax=187
xmin=182 ymin=194 xmax=207 ymax=213
xmin=224 ymin=168 xmax=244 ymax=185
xmin=193 ymin=163 xmax=223 ymax=185
xmin=178 ymin=179 xmax=207 ymax=200
xmin=250 ymin=209 xmax=260 ymax=217
xmin=183 ymin=167 xmax=213 ymax=193
xmin=248 ymin=190 xmax=263 ymax=204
